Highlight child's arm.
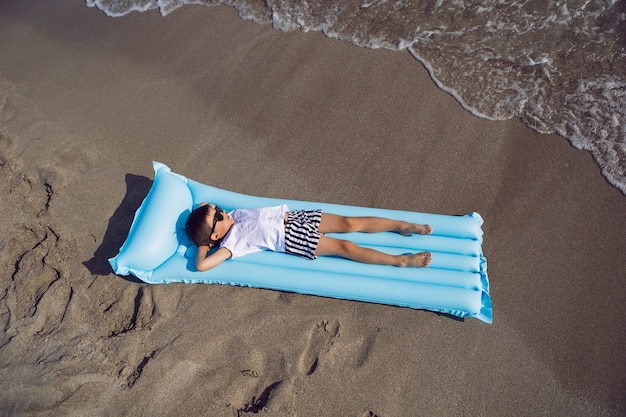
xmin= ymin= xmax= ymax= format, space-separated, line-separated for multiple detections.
xmin=195 ymin=244 xmax=232 ymax=272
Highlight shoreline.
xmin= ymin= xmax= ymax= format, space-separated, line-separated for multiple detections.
xmin=89 ymin=0 xmax=626 ymax=197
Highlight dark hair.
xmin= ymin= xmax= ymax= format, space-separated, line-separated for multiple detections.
xmin=185 ymin=204 xmax=213 ymax=246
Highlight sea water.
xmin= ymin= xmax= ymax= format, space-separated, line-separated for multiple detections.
xmin=87 ymin=0 xmax=626 ymax=195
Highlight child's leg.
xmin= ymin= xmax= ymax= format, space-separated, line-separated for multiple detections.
xmin=315 ymin=235 xmax=432 ymax=267
xmin=318 ymin=213 xmax=432 ymax=235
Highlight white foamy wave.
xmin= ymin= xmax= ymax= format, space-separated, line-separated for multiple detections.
xmin=86 ymin=0 xmax=209 ymax=17
xmin=86 ymin=0 xmax=158 ymax=17
xmin=554 ymin=76 xmax=626 ymax=192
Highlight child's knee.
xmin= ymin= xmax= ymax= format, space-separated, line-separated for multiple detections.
xmin=337 ymin=239 xmax=358 ymax=255
xmin=340 ymin=217 xmax=360 ymax=233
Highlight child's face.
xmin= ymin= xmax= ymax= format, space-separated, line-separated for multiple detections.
xmin=204 ymin=204 xmax=233 ymax=243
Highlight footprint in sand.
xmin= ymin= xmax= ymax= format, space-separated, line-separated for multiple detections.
xmin=298 ymin=320 xmax=340 ymax=376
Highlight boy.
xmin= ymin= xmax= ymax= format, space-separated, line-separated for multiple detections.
xmin=185 ymin=203 xmax=432 ymax=272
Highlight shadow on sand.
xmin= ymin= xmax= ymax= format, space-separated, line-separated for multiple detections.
xmin=83 ymin=174 xmax=152 ymax=281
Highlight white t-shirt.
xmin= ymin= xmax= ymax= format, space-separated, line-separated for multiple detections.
xmin=219 ymin=205 xmax=288 ymax=259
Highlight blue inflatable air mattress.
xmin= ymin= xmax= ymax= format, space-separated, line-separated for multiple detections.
xmin=110 ymin=162 xmax=492 ymax=323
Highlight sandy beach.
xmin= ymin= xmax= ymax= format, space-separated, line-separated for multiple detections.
xmin=1 ymin=1 xmax=625 ymax=416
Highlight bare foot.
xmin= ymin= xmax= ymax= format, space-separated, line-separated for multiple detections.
xmin=398 ymin=222 xmax=432 ymax=236
xmin=401 ymin=251 xmax=432 ymax=267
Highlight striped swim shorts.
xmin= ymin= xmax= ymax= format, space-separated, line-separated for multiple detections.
xmin=284 ymin=209 xmax=323 ymax=260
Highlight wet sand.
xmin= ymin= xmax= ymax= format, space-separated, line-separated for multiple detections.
xmin=0 ymin=1 xmax=625 ymax=416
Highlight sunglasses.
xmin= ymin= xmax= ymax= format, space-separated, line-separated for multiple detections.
xmin=210 ymin=205 xmax=225 ymax=242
